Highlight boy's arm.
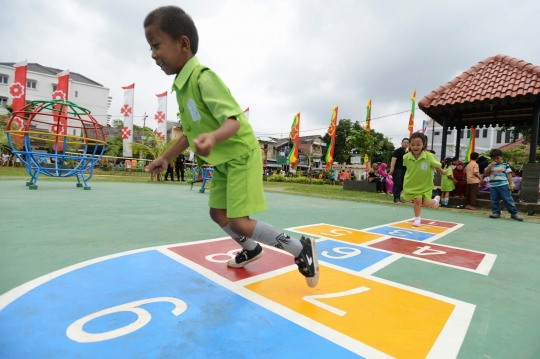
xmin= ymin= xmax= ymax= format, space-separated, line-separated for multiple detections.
xmin=483 ymin=161 xmax=496 ymax=176
xmin=193 ymin=118 xmax=240 ymax=157
xmin=435 ymin=167 xmax=447 ymax=175
xmin=389 ymin=157 xmax=397 ymax=175
xmin=507 ymin=173 xmax=515 ymax=190
xmin=474 ymin=164 xmax=482 ymax=181
xmin=146 ymin=136 xmax=190 ymax=173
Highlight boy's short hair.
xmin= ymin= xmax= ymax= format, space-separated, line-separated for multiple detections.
xmin=401 ymin=138 xmax=410 ymax=143
xmin=144 ymin=6 xmax=199 ymax=54
xmin=470 ymin=152 xmax=479 ymax=160
xmin=489 ymin=149 xmax=503 ymax=158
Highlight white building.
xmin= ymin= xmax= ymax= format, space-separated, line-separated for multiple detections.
xmin=425 ymin=119 xmax=519 ymax=159
xmin=0 ymin=62 xmax=111 ymax=136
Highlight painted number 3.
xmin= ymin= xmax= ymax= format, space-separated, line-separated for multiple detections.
xmin=66 ymin=297 xmax=187 ymax=343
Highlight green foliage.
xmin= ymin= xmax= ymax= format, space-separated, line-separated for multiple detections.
xmin=105 ymin=136 xmax=123 ymax=157
xmin=110 ymin=119 xmax=124 ymax=128
xmin=323 ymin=119 xmax=394 ymax=166
xmin=130 ymin=128 xmax=175 ymax=160
xmin=266 ymin=173 xmax=324 ymax=185
xmin=482 ymin=145 xmax=540 ymax=166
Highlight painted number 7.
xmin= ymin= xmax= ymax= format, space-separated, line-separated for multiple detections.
xmin=302 ymin=286 xmax=370 ymax=316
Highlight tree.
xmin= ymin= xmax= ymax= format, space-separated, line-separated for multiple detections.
xmin=104 ymin=136 xmax=123 ymax=157
xmin=130 ymin=128 xmax=176 ymax=181
xmin=322 ymin=119 xmax=361 ymax=165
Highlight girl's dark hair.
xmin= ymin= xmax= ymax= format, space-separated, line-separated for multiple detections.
xmin=144 ymin=6 xmax=199 ymax=54
xmin=409 ymin=132 xmax=428 ymax=151
xmin=442 ymin=157 xmax=452 ymax=169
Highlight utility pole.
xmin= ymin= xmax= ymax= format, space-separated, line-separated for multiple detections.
xmin=140 ymin=112 xmax=148 ymax=159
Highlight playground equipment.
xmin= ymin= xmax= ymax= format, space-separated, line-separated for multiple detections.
xmin=6 ymin=100 xmax=106 ymax=190
xmin=188 ymin=165 xmax=213 ymax=193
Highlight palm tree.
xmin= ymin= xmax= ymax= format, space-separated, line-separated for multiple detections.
xmin=130 ymin=128 xmax=176 ymax=181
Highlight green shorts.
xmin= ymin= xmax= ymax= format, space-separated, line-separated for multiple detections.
xmin=402 ymin=189 xmax=433 ymax=202
xmin=208 ymin=148 xmax=267 ymax=218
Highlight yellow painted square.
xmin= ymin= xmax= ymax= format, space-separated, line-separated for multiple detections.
xmin=392 ymin=222 xmax=448 ymax=234
xmin=290 ymin=224 xmax=382 ymax=244
xmin=246 ymin=265 xmax=455 ymax=359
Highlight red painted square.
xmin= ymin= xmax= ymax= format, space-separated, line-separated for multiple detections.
xmin=406 ymin=219 xmax=459 ymax=228
xmin=369 ymin=237 xmax=485 ymax=270
xmin=168 ymin=239 xmax=294 ymax=282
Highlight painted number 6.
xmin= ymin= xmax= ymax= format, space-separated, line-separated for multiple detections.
xmin=322 ymin=247 xmax=361 ymax=259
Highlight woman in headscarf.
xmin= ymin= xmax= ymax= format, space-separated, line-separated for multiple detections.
xmin=453 ymin=161 xmax=467 ymax=198
xmin=377 ymin=162 xmax=394 ymax=194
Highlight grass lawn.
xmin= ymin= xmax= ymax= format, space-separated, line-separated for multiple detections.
xmin=2 ymin=166 xmax=538 ymax=223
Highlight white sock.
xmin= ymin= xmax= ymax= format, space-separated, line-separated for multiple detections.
xmin=221 ymin=223 xmax=258 ymax=251
xmin=415 ymin=216 xmax=421 ymax=222
xmin=251 ymin=221 xmax=303 ymax=257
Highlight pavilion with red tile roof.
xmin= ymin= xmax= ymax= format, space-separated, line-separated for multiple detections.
xmin=419 ymin=54 xmax=540 ymax=203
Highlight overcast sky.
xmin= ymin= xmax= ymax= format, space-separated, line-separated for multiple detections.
xmin=3 ymin=0 xmax=540 ymax=145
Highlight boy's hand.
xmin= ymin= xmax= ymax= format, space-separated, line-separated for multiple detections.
xmin=145 ymin=157 xmax=168 ymax=173
xmin=193 ymin=133 xmax=216 ymax=157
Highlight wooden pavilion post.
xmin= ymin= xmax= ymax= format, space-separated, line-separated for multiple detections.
xmin=440 ymin=113 xmax=449 ymax=161
xmin=521 ymin=101 xmax=540 ymax=204
xmin=529 ymin=101 xmax=539 ymax=163
xmin=455 ymin=114 xmax=462 ymax=160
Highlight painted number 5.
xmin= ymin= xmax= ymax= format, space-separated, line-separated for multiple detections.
xmin=322 ymin=247 xmax=361 ymax=259
xmin=66 ymin=297 xmax=187 ymax=343
xmin=320 ymin=229 xmax=353 ymax=237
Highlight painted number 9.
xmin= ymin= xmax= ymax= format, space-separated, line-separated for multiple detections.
xmin=322 ymin=247 xmax=361 ymax=259
xmin=66 ymin=297 xmax=187 ymax=343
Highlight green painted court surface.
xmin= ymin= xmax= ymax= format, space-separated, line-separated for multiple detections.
xmin=1 ymin=180 xmax=539 ymax=358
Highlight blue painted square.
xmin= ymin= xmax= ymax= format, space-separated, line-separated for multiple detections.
xmin=0 ymin=250 xmax=362 ymax=359
xmin=318 ymin=240 xmax=392 ymax=272
xmin=367 ymin=226 xmax=435 ymax=241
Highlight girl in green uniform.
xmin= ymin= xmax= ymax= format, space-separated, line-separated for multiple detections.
xmin=440 ymin=157 xmax=455 ymax=207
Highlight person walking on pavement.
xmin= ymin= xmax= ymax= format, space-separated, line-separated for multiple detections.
xmin=389 ymin=137 xmax=409 ymax=203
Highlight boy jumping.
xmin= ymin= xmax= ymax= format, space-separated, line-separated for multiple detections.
xmin=143 ymin=6 xmax=319 ymax=287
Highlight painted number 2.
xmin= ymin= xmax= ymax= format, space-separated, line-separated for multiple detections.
xmin=66 ymin=297 xmax=187 ymax=343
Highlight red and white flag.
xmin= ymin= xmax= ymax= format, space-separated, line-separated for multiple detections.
xmin=52 ymin=70 xmax=69 ymax=151
xmin=8 ymin=60 xmax=27 ymax=148
xmin=155 ymin=91 xmax=167 ymax=141
xmin=243 ymin=107 xmax=249 ymax=122
xmin=121 ymin=83 xmax=135 ymax=157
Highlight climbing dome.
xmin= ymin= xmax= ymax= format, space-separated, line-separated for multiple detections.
xmin=6 ymin=100 xmax=106 ymax=190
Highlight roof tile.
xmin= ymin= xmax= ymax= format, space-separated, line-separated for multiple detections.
xmin=419 ymin=54 xmax=540 ymax=110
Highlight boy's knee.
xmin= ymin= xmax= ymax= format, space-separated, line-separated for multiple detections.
xmin=209 ymin=208 xmax=227 ymax=226
xmin=228 ymin=217 xmax=250 ymax=235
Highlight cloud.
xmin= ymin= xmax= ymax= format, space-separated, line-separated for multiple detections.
xmin=3 ymin=0 xmax=540 ymax=146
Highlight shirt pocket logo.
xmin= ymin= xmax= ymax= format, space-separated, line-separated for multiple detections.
xmin=421 ymin=162 xmax=428 ymax=170
xmin=187 ymin=98 xmax=201 ymax=121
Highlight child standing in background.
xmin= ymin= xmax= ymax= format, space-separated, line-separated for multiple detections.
xmin=465 ymin=152 xmax=482 ymax=210
xmin=483 ymin=149 xmax=523 ymax=221
xmin=440 ymin=157 xmax=455 ymax=207
xmin=402 ymin=133 xmax=447 ymax=227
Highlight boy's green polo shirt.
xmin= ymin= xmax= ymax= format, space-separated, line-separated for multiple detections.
xmin=172 ymin=56 xmax=258 ymax=166
xmin=403 ymin=151 xmax=441 ymax=194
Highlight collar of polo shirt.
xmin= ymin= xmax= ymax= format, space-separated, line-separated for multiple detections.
xmin=172 ymin=56 xmax=200 ymax=92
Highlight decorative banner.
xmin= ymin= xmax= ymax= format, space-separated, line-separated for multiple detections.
xmin=243 ymin=107 xmax=249 ymax=122
xmin=288 ymin=113 xmax=300 ymax=170
xmin=52 ymin=70 xmax=69 ymax=151
xmin=408 ymin=89 xmax=416 ymax=137
xmin=422 ymin=120 xmax=428 ymax=135
xmin=121 ymin=84 xmax=135 ymax=157
xmin=465 ymin=126 xmax=476 ymax=162
xmin=325 ymin=106 xmax=338 ymax=171
xmin=365 ymin=98 xmax=371 ymax=135
xmin=155 ymin=91 xmax=167 ymax=141
xmin=9 ymin=60 xmax=27 ymax=148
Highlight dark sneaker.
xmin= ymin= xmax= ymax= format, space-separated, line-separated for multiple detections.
xmin=489 ymin=213 xmax=500 ymax=219
xmin=294 ymin=236 xmax=319 ymax=288
xmin=227 ymin=243 xmax=264 ymax=268
xmin=511 ymin=214 xmax=524 ymax=221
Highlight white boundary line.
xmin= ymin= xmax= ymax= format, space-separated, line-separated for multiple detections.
xmin=0 ymin=220 xmax=478 ymax=359
xmin=286 ymin=221 xmax=495 ymax=275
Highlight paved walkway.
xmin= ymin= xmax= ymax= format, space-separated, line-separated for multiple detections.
xmin=0 ymin=180 xmax=538 ymax=358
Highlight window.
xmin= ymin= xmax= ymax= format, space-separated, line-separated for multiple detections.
xmin=483 ymin=129 xmax=488 ymax=138
xmin=75 ymin=91 xmax=78 ymax=97
xmin=460 ymin=130 xmax=464 ymax=139
xmin=0 ymin=74 xmax=8 ymax=84
xmin=447 ymin=130 xmax=452 ymax=135
xmin=0 ymin=97 xmax=8 ymax=105
xmin=434 ymin=131 xmax=440 ymax=136
xmin=475 ymin=129 xmax=480 ymax=138
xmin=467 ymin=130 xmax=470 ymax=138
xmin=52 ymin=84 xmax=57 ymax=92
xmin=505 ymin=130 xmax=511 ymax=143
xmin=496 ymin=131 xmax=502 ymax=144
xmin=27 ymin=80 xmax=37 ymax=89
